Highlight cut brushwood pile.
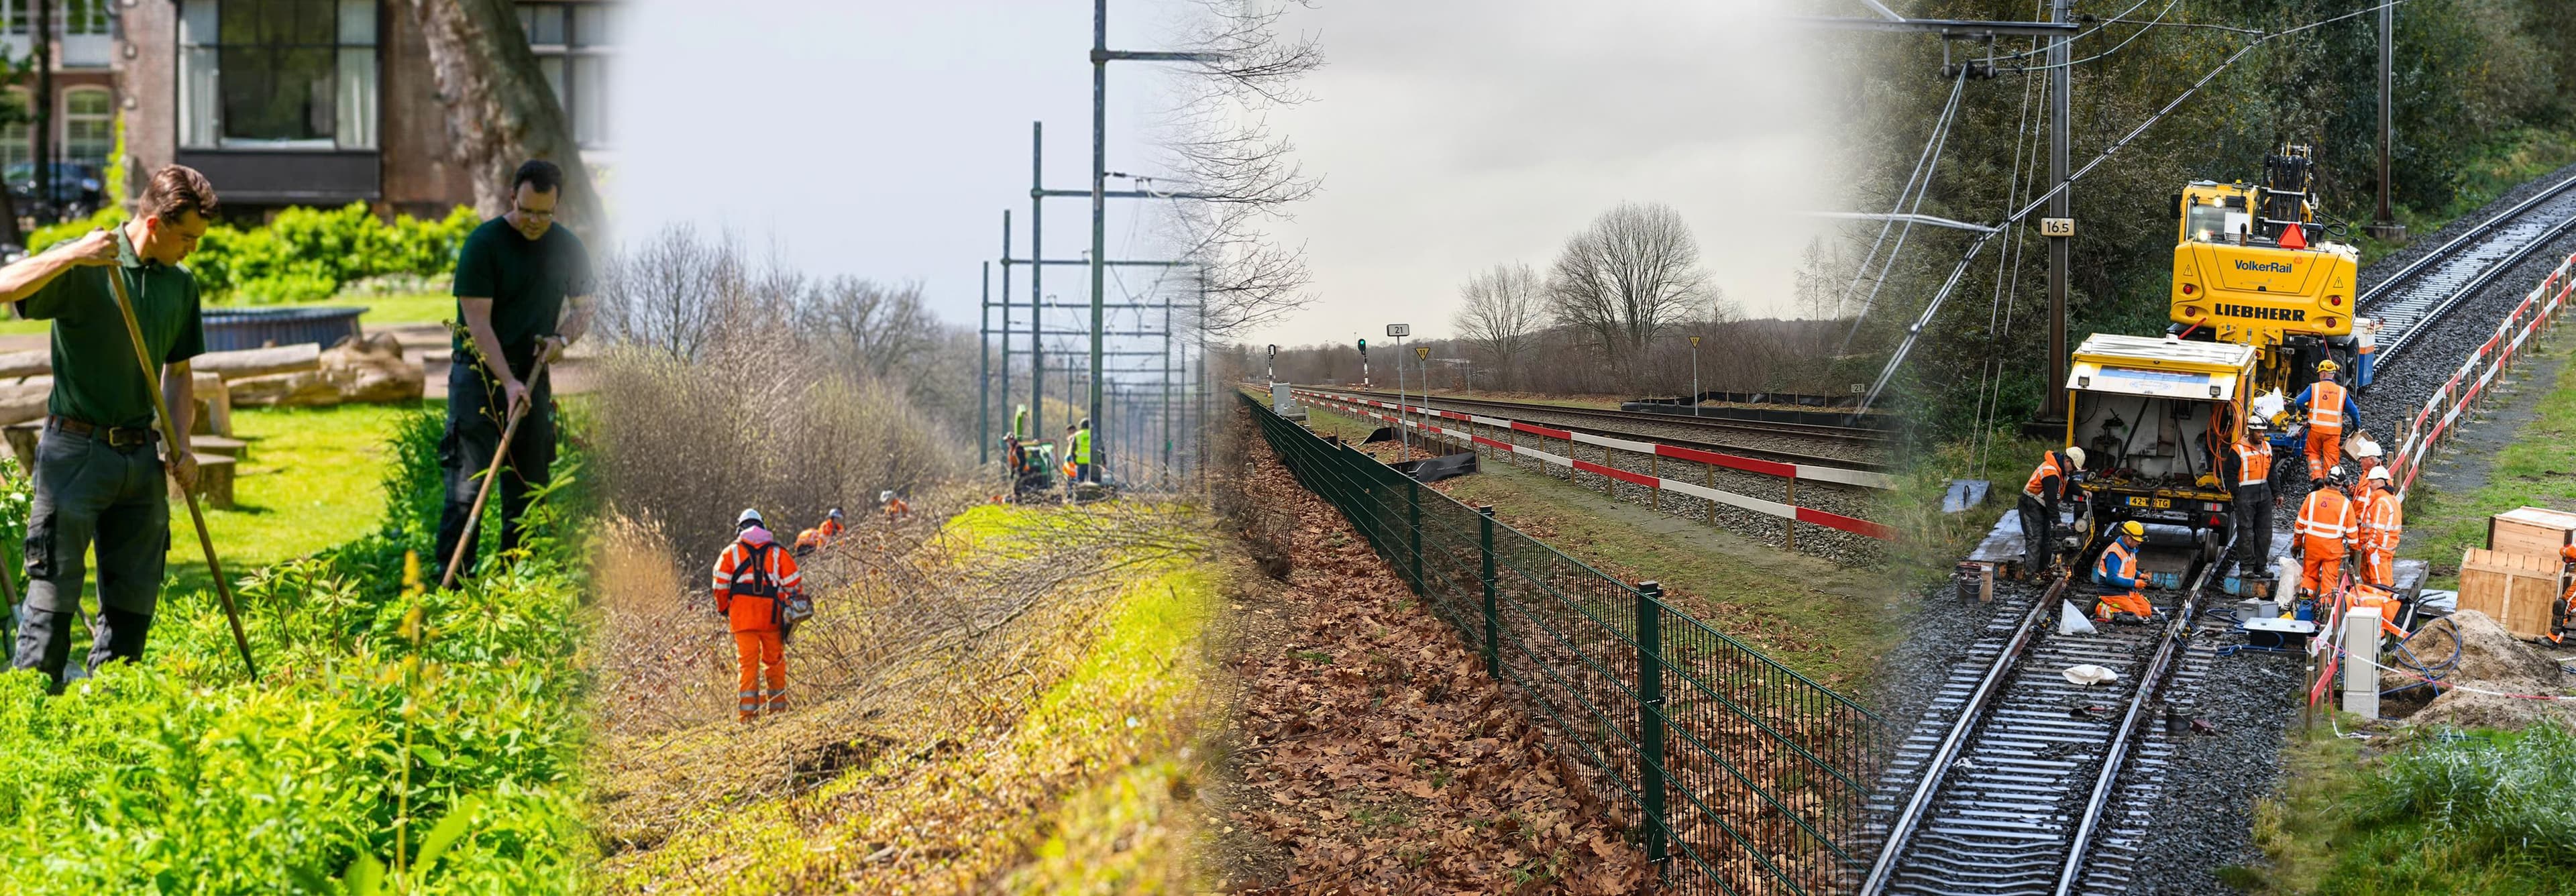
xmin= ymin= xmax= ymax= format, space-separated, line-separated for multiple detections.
xmin=1210 ymin=441 xmax=1655 ymax=893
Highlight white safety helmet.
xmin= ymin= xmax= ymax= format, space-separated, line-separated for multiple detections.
xmin=827 ymin=507 xmax=844 ymax=520
xmin=880 ymin=490 xmax=895 ymax=502
xmin=737 ymin=508 xmax=764 ymax=529
xmin=2367 ymin=467 xmax=2391 ymax=483
xmin=2063 ymin=446 xmax=2087 ymax=469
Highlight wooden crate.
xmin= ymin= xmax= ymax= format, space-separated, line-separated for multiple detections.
xmin=2488 ymin=506 xmax=2576 ymax=557
xmin=2457 ymin=548 xmax=2561 ymax=638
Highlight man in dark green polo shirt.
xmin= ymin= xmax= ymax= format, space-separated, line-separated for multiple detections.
xmin=3 ymin=165 xmax=213 ymax=689
xmin=434 ymin=160 xmax=594 ymax=583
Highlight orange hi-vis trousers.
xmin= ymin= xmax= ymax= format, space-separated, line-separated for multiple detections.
xmin=2306 ymin=429 xmax=2341 ymax=481
xmin=734 ymin=630 xmax=786 ymax=722
xmin=2359 ymin=549 xmax=2394 ymax=587
xmin=2094 ymin=589 xmax=2153 ymax=620
xmin=2300 ymin=551 xmax=2344 ymax=597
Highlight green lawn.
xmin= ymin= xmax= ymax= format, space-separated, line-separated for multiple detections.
xmin=0 ymin=292 xmax=452 ymax=337
xmin=2395 ymin=332 xmax=2576 ymax=589
xmin=165 ymin=402 xmax=429 ymax=596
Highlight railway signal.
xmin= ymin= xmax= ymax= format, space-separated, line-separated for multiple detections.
xmin=1388 ymin=323 xmax=1411 ymax=460
xmin=1689 ymin=335 xmax=1703 ymax=418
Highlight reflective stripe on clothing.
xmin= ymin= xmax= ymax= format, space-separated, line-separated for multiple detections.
xmin=2094 ymin=539 xmax=2141 ymax=590
xmin=2308 ymin=381 xmax=2347 ymax=432
xmin=2024 ymin=453 xmax=2066 ymax=498
xmin=2294 ymin=489 xmax=2356 ymax=555
xmin=2235 ymin=439 xmax=2273 ymax=486
xmin=2358 ymin=488 xmax=2403 ymax=553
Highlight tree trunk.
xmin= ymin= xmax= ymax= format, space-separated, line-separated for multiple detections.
xmin=399 ymin=0 xmax=602 ymax=228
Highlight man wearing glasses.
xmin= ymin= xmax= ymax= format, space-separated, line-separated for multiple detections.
xmin=434 ymin=160 xmax=595 ymax=584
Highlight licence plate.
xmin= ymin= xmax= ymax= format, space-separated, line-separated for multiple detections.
xmin=2126 ymin=496 xmax=2172 ymax=509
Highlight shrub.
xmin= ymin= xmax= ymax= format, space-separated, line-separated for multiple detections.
xmin=30 ymin=203 xmax=479 ymax=305
xmin=0 ymin=406 xmax=594 ymax=893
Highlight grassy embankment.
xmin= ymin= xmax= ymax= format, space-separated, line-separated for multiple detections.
xmin=2390 ymin=330 xmax=2576 ymax=590
xmin=1295 ymin=402 xmax=1892 ymax=689
xmin=2238 ymin=722 xmax=2576 ymax=895
xmin=597 ymin=502 xmax=1225 ymax=892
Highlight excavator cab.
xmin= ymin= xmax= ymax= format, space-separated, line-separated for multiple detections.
xmin=2167 ymin=146 xmax=2361 ymax=397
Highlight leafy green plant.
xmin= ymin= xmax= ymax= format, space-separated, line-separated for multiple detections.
xmin=29 ymin=203 xmax=478 ymax=305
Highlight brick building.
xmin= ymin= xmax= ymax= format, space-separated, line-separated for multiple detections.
xmin=70 ymin=0 xmax=614 ymax=219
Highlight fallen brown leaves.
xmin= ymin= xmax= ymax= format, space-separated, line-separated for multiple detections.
xmin=1218 ymin=440 xmax=1656 ymax=893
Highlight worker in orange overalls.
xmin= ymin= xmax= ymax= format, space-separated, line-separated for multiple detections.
xmin=2017 ymin=446 xmax=2087 ymax=575
xmin=2291 ymin=467 xmax=2358 ymax=607
xmin=2090 ymin=520 xmax=2155 ymax=623
xmin=2551 ymin=544 xmax=2576 ymax=645
xmin=2292 ymin=360 xmax=2360 ymax=485
xmin=816 ymin=507 xmax=845 ymax=542
xmin=713 ymin=508 xmax=803 ymax=722
xmin=2354 ymin=466 xmax=2402 ymax=589
xmin=792 ymin=526 xmax=824 ymax=557
xmin=881 ymin=490 xmax=910 ymax=522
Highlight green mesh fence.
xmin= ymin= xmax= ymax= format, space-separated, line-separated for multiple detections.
xmin=1244 ymin=394 xmax=1883 ymax=894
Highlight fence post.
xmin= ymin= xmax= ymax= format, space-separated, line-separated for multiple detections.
xmin=1481 ymin=504 xmax=1499 ymax=677
xmin=1636 ymin=580 xmax=1670 ymax=874
xmin=1408 ymin=477 xmax=1424 ymax=594
xmin=1784 ymin=473 xmax=1799 ymax=551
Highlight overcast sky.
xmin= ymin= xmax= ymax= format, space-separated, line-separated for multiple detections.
xmin=612 ymin=1 xmax=1849 ymax=350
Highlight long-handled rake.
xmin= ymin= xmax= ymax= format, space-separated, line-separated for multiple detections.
xmin=438 ymin=350 xmax=553 ymax=590
xmin=103 ymin=262 xmax=256 ymax=678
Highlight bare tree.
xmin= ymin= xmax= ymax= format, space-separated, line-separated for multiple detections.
xmin=1450 ymin=263 xmax=1548 ymax=390
xmin=398 ymin=0 xmax=602 ymax=226
xmin=1546 ymin=202 xmax=1709 ymax=390
xmin=594 ymin=225 xmax=747 ymax=362
xmin=799 ymin=278 xmax=943 ymax=386
xmin=1150 ymin=0 xmax=1324 ymax=339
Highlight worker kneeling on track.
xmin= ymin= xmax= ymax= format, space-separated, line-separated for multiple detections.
xmin=714 ymin=508 xmax=804 ymax=723
xmin=2091 ymin=520 xmax=2155 ymax=624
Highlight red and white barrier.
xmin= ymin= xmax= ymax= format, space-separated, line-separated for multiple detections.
xmin=1291 ymin=388 xmax=1894 ymax=541
xmin=2386 ymin=251 xmax=2576 ymax=500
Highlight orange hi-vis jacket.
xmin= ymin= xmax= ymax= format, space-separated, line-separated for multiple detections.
xmin=818 ymin=518 xmax=844 ymax=540
xmin=2024 ymin=451 xmax=2070 ymax=499
xmin=713 ymin=528 xmax=803 ymax=634
xmin=794 ymin=528 xmax=824 ymax=553
xmin=2307 ymin=380 xmax=2349 ymax=433
xmin=2294 ymin=488 xmax=2357 ymax=559
xmin=2357 ymin=486 xmax=2403 ymax=555
xmin=2233 ymin=437 xmax=2273 ymax=486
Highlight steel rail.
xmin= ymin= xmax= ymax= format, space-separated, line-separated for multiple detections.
xmin=1331 ymin=387 xmax=1894 ymax=446
xmin=1859 ymin=572 xmax=2067 ymax=894
xmin=2054 ymin=542 xmax=2224 ymax=895
xmin=2365 ymin=173 xmax=2576 ymax=363
xmin=1303 ymin=388 xmax=1894 ymax=473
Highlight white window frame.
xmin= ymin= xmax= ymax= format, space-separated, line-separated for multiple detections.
xmin=176 ymin=0 xmax=380 ymax=152
xmin=60 ymin=85 xmax=109 ymax=168
xmin=518 ymin=1 xmax=612 ymax=148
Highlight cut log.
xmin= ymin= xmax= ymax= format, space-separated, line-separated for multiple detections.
xmin=189 ymin=435 xmax=248 ymax=459
xmin=321 ymin=333 xmax=426 ymax=404
xmin=194 ymin=344 xmax=322 ymax=381
xmin=0 ymin=376 xmax=48 ymax=427
xmin=229 ymin=370 xmax=343 ymax=408
xmin=0 ymin=349 xmax=47 ymax=379
xmin=191 ymin=370 xmax=232 ymax=436
xmin=170 ymin=453 xmax=237 ymax=510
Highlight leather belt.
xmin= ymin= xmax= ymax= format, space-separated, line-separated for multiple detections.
xmin=47 ymin=416 xmax=159 ymax=449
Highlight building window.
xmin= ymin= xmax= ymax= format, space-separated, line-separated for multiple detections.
xmin=177 ymin=0 xmax=378 ymax=151
xmin=62 ymin=87 xmax=107 ymax=168
xmin=1 ymin=1 xmax=114 ymax=36
xmin=518 ymin=1 xmax=611 ymax=148
xmin=1 ymin=88 xmax=25 ymax=174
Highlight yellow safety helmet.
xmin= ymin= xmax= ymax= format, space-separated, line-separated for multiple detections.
xmin=2118 ymin=520 xmax=2146 ymax=540
xmin=2316 ymin=359 xmax=2341 ymax=374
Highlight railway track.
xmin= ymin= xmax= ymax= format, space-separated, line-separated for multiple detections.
xmin=1330 ymin=388 xmax=1894 ymax=447
xmin=1863 ymin=553 xmax=2218 ymax=896
xmin=1296 ymin=387 xmax=1894 ymax=472
xmin=2363 ymin=172 xmax=2576 ymax=363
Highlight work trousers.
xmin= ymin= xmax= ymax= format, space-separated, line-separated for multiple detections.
xmin=2359 ymin=549 xmax=2394 ymax=588
xmin=2092 ymin=587 xmax=2153 ymax=621
xmin=733 ymin=629 xmax=786 ymax=722
xmin=2305 ymin=429 xmax=2341 ymax=482
xmin=12 ymin=425 xmax=170 ymax=689
xmin=433 ymin=363 xmax=556 ymax=583
xmin=2233 ymin=483 xmax=2273 ymax=573
xmin=2299 ymin=551 xmax=2344 ymax=598
xmin=2017 ymin=494 xmax=2054 ymax=574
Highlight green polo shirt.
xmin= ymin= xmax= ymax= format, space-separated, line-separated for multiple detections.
xmin=451 ymin=217 xmax=594 ymax=378
xmin=18 ymin=227 xmax=205 ymax=430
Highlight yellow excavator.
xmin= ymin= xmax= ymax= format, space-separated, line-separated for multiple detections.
xmin=2165 ymin=146 xmax=2364 ymax=398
